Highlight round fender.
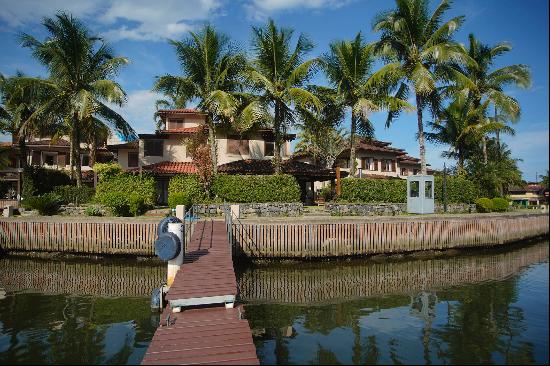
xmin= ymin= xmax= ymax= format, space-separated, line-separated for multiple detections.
xmin=157 ymin=216 xmax=182 ymax=237
xmin=155 ymin=232 xmax=181 ymax=261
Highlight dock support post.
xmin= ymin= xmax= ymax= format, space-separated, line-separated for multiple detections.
xmin=167 ymin=222 xmax=184 ymax=287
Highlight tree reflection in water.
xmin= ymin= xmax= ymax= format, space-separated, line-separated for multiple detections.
xmin=243 ymin=241 xmax=548 ymax=365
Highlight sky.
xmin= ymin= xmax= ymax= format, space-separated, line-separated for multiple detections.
xmin=0 ymin=0 xmax=548 ymax=181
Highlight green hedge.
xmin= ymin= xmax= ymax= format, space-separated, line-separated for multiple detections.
xmin=434 ymin=176 xmax=478 ymax=204
xmin=475 ymin=198 xmax=493 ymax=213
xmin=339 ymin=178 xmax=407 ymax=203
xmin=95 ymin=173 xmax=156 ymax=216
xmin=22 ymin=166 xmax=72 ymax=198
xmin=211 ymin=174 xmax=301 ymax=203
xmin=52 ymin=185 xmax=95 ymax=205
xmin=22 ymin=193 xmax=62 ymax=215
xmin=491 ymin=197 xmax=509 ymax=212
xmin=339 ymin=176 xmax=479 ymax=204
xmin=167 ymin=174 xmax=209 ymax=208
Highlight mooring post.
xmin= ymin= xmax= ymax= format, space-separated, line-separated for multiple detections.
xmin=166 ymin=222 xmax=184 ymax=287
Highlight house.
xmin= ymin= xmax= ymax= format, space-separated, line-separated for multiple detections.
xmin=508 ymin=182 xmax=547 ymax=207
xmin=108 ymin=108 xmax=335 ymax=204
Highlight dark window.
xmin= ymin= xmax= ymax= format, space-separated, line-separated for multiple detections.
xmin=168 ymin=118 xmax=184 ymax=129
xmin=81 ymin=154 xmax=90 ymax=167
xmin=144 ymin=140 xmax=163 ymax=157
xmin=425 ymin=181 xmax=433 ymax=198
xmin=401 ymin=167 xmax=408 ymax=176
xmin=410 ymin=181 xmax=419 ymax=197
xmin=227 ymin=136 xmax=249 ymax=155
xmin=44 ymin=154 xmax=55 ymax=166
xmin=413 ymin=169 xmax=419 ymax=175
xmin=128 ymin=152 xmax=139 ymax=167
xmin=265 ymin=141 xmax=274 ymax=156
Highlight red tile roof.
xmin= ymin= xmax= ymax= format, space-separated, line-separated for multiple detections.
xmin=218 ymin=159 xmax=346 ymax=179
xmin=107 ymin=140 xmax=139 ymax=150
xmin=26 ymin=139 xmax=71 ymax=146
xmin=157 ymin=108 xmax=203 ymax=114
xmin=132 ymin=161 xmax=198 ymax=175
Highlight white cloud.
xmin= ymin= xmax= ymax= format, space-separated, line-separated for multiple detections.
xmin=110 ymin=90 xmax=164 ymax=135
xmin=0 ymin=0 xmax=223 ymax=41
xmin=244 ymin=0 xmax=356 ymax=20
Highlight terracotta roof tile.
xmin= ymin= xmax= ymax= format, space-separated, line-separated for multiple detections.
xmin=26 ymin=139 xmax=70 ymax=146
xmin=132 ymin=161 xmax=197 ymax=175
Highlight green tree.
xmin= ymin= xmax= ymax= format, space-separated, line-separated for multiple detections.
xmin=373 ymin=0 xmax=471 ymax=174
xmin=18 ymin=12 xmax=135 ymax=186
xmin=322 ymin=32 xmax=412 ymax=176
xmin=539 ymin=170 xmax=549 ymax=188
xmin=154 ymin=24 xmax=263 ymax=174
xmin=247 ymin=19 xmax=322 ymax=173
xmin=455 ymin=34 xmax=531 ymax=164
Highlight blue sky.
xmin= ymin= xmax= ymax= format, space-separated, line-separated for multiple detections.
xmin=0 ymin=0 xmax=548 ymax=181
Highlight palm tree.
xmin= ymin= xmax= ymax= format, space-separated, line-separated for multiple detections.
xmin=372 ymin=0 xmax=471 ymax=175
xmin=457 ymin=34 xmax=531 ymax=164
xmin=247 ymin=19 xmax=322 ymax=173
xmin=153 ymin=24 xmax=257 ymax=174
xmin=322 ymin=32 xmax=412 ymax=176
xmin=18 ymin=12 xmax=135 ymax=186
xmin=425 ymin=94 xmax=512 ymax=172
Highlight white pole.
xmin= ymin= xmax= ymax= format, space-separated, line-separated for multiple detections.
xmin=166 ymin=222 xmax=184 ymax=287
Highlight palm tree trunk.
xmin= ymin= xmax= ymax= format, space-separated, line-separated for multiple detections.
xmin=273 ymin=101 xmax=282 ymax=174
xmin=482 ymin=136 xmax=488 ymax=165
xmin=416 ymin=94 xmax=427 ymax=175
xmin=69 ymin=136 xmax=75 ymax=180
xmin=495 ymin=107 xmax=501 ymax=160
xmin=18 ymin=135 xmax=27 ymax=169
xmin=349 ymin=110 xmax=357 ymax=177
xmin=207 ymin=115 xmax=218 ymax=175
xmin=72 ymin=118 xmax=82 ymax=187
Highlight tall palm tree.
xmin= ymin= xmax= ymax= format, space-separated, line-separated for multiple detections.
xmin=457 ymin=34 xmax=531 ymax=164
xmin=247 ymin=19 xmax=322 ymax=173
xmin=372 ymin=0 xmax=471 ymax=175
xmin=153 ymin=24 xmax=262 ymax=174
xmin=18 ymin=12 xmax=135 ymax=186
xmin=322 ymin=32 xmax=412 ymax=176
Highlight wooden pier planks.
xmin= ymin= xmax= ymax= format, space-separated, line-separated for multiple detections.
xmin=142 ymin=219 xmax=258 ymax=365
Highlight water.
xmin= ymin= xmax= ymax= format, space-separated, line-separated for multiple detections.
xmin=0 ymin=241 xmax=548 ymax=365
xmin=239 ymin=241 xmax=549 ymax=365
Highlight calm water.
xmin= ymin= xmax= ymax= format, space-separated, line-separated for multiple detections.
xmin=0 ymin=241 xmax=548 ymax=365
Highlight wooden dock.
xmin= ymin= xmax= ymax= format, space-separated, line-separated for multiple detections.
xmin=141 ymin=220 xmax=259 ymax=365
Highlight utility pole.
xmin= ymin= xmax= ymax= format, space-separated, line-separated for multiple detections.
xmin=443 ymin=163 xmax=447 ymax=213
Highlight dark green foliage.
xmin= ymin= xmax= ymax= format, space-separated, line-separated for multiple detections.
xmin=95 ymin=173 xmax=156 ymax=216
xmin=318 ymin=185 xmax=336 ymax=201
xmin=52 ymin=185 xmax=95 ymax=205
xmin=339 ymin=178 xmax=407 ymax=203
xmin=167 ymin=175 xmax=208 ymax=208
xmin=211 ymin=174 xmax=301 ymax=203
xmin=22 ymin=193 xmax=62 ymax=215
xmin=22 ymin=166 xmax=71 ymax=198
xmin=491 ymin=197 xmax=509 ymax=212
xmin=475 ymin=198 xmax=494 ymax=213
xmin=85 ymin=205 xmax=103 ymax=216
xmin=93 ymin=162 xmax=123 ymax=182
xmin=434 ymin=176 xmax=479 ymax=204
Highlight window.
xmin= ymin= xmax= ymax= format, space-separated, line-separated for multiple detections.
xmin=43 ymin=153 xmax=56 ymax=166
xmin=265 ymin=141 xmax=274 ymax=157
xmin=413 ymin=169 xmax=419 ymax=175
xmin=425 ymin=181 xmax=433 ymax=198
xmin=167 ymin=118 xmax=184 ymax=130
xmin=227 ymin=136 xmax=249 ymax=155
xmin=144 ymin=140 xmax=163 ymax=157
xmin=81 ymin=154 xmax=90 ymax=167
xmin=384 ymin=159 xmax=393 ymax=172
xmin=128 ymin=152 xmax=139 ymax=168
xmin=410 ymin=181 xmax=419 ymax=197
xmin=401 ymin=167 xmax=408 ymax=176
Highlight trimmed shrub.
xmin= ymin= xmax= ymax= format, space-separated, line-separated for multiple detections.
xmin=168 ymin=174 xmax=208 ymax=208
xmin=434 ymin=176 xmax=479 ymax=204
xmin=22 ymin=193 xmax=62 ymax=215
xmin=95 ymin=173 xmax=156 ymax=216
xmin=475 ymin=198 xmax=494 ymax=213
xmin=53 ymin=185 xmax=95 ymax=205
xmin=22 ymin=166 xmax=71 ymax=198
xmin=491 ymin=197 xmax=509 ymax=212
xmin=85 ymin=205 xmax=103 ymax=216
xmin=211 ymin=174 xmax=301 ymax=203
xmin=318 ymin=186 xmax=335 ymax=201
xmin=129 ymin=193 xmax=147 ymax=216
xmin=339 ymin=178 xmax=407 ymax=203
xmin=93 ymin=162 xmax=122 ymax=182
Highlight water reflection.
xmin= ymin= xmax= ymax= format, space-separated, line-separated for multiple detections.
xmin=0 ymin=256 xmax=165 ymax=364
xmin=241 ymin=242 xmax=549 ymax=365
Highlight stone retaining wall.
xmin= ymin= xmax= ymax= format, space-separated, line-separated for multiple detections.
xmin=192 ymin=203 xmax=303 ymax=217
xmin=326 ymin=202 xmax=476 ymax=216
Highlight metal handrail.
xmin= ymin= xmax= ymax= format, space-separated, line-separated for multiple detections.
xmin=223 ymin=203 xmax=260 ymax=257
